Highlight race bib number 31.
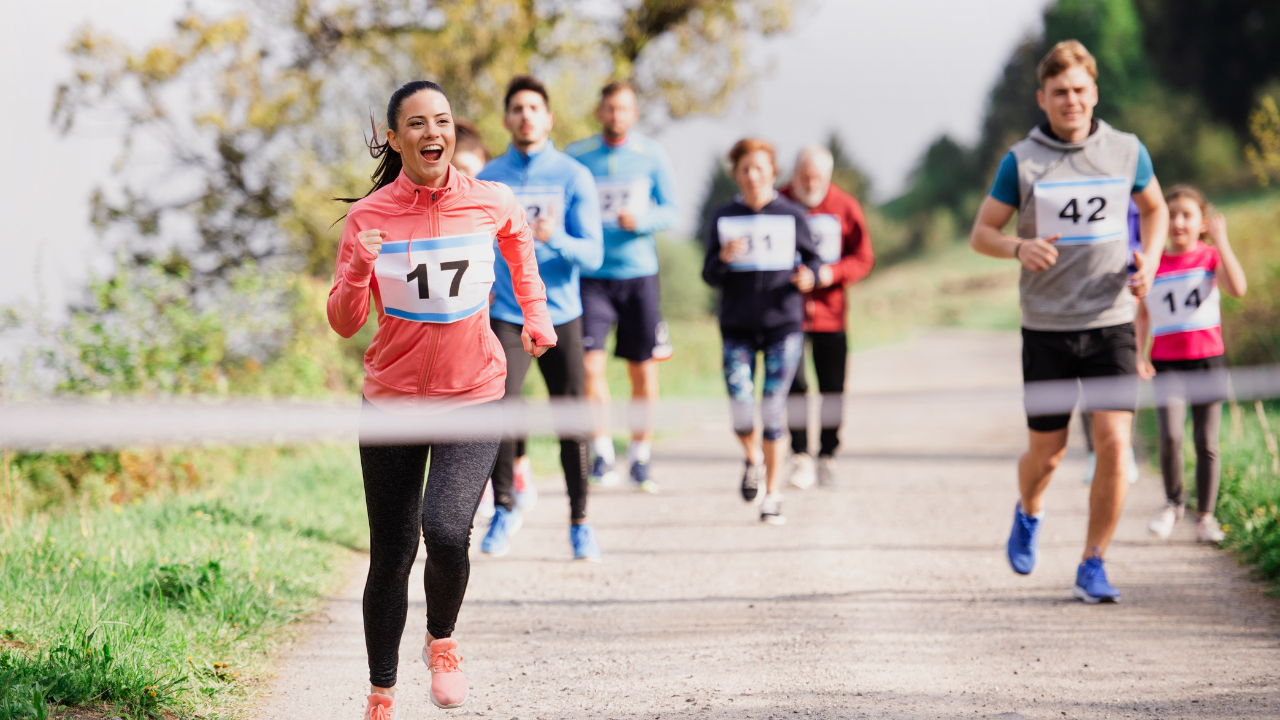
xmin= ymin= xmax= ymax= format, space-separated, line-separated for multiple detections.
xmin=1033 ymin=176 xmax=1130 ymax=246
xmin=375 ymin=232 xmax=496 ymax=323
xmin=717 ymin=214 xmax=797 ymax=272
xmin=1146 ymin=269 xmax=1221 ymax=337
xmin=597 ymin=177 xmax=651 ymax=228
xmin=807 ymin=214 xmax=842 ymax=263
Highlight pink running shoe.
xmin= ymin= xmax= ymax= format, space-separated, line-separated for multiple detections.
xmin=364 ymin=693 xmax=397 ymax=720
xmin=422 ymin=637 xmax=468 ymax=709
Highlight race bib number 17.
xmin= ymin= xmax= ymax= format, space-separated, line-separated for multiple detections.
xmin=716 ymin=214 xmax=798 ymax=272
xmin=1033 ymin=176 xmax=1130 ymax=246
xmin=375 ymin=232 xmax=496 ymax=323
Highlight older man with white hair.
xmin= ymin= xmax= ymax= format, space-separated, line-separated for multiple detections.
xmin=780 ymin=143 xmax=875 ymax=488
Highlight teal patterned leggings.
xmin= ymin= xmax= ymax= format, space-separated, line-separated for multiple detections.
xmin=722 ymin=332 xmax=804 ymax=441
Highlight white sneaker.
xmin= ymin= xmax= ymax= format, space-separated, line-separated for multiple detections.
xmin=1196 ymin=515 xmax=1225 ymax=543
xmin=476 ymin=480 xmax=495 ymax=519
xmin=1147 ymin=501 xmax=1184 ymax=539
xmin=787 ymin=453 xmax=816 ymax=490
xmin=513 ymin=456 xmax=538 ymax=511
xmin=760 ymin=493 xmax=786 ymax=525
xmin=817 ymin=455 xmax=836 ymax=487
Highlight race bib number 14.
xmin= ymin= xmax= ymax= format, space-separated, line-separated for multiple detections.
xmin=375 ymin=232 xmax=496 ymax=323
xmin=1033 ymin=176 xmax=1130 ymax=246
xmin=716 ymin=214 xmax=798 ymax=272
xmin=1145 ymin=269 xmax=1221 ymax=337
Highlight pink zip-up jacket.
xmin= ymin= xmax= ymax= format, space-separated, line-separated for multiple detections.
xmin=328 ymin=166 xmax=556 ymax=411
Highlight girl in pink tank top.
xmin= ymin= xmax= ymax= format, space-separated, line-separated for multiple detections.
xmin=1136 ymin=185 xmax=1246 ymax=544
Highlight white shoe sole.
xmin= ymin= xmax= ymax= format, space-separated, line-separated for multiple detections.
xmin=1072 ymin=585 xmax=1119 ymax=604
xmin=422 ymin=648 xmax=469 ymax=709
xmin=761 ymin=514 xmax=787 ymax=525
xmin=591 ymin=471 xmax=622 ymax=487
xmin=1148 ymin=520 xmax=1174 ymax=539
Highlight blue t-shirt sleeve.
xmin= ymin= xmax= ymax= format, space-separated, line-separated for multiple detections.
xmin=1132 ymin=141 xmax=1153 ymax=193
xmin=988 ymin=151 xmax=1020 ymax=206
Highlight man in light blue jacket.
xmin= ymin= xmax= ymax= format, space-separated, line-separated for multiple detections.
xmin=478 ymin=75 xmax=604 ymax=561
xmin=567 ymin=81 xmax=678 ymax=493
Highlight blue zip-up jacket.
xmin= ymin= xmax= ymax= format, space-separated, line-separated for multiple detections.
xmin=565 ymin=133 xmax=678 ymax=279
xmin=479 ymin=142 xmax=603 ymax=326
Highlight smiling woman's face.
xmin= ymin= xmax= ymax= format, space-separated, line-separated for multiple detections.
xmin=388 ymin=89 xmax=455 ymax=188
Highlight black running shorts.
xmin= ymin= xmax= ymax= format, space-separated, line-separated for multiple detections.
xmin=580 ymin=275 xmax=661 ymax=363
xmin=1021 ymin=323 xmax=1138 ymax=432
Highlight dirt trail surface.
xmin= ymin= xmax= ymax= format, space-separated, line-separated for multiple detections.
xmin=254 ymin=330 xmax=1279 ymax=719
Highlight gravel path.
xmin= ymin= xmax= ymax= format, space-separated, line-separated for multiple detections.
xmin=253 ymin=330 xmax=1279 ymax=719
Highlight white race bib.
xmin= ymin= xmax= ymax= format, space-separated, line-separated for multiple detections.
xmin=375 ymin=232 xmax=496 ymax=323
xmin=596 ymin=177 xmax=651 ymax=228
xmin=717 ymin=214 xmax=797 ymax=272
xmin=1033 ymin=175 xmax=1130 ymax=246
xmin=1146 ymin=269 xmax=1221 ymax=337
xmin=807 ymin=214 xmax=843 ymax=264
xmin=512 ymin=186 xmax=563 ymax=224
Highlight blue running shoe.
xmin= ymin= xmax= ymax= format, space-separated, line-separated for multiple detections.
xmin=570 ymin=522 xmax=602 ymax=562
xmin=1006 ymin=501 xmax=1041 ymax=575
xmin=630 ymin=461 xmax=659 ymax=494
xmin=480 ymin=506 xmax=522 ymax=557
xmin=589 ymin=455 xmax=621 ymax=487
xmin=1073 ymin=555 xmax=1120 ymax=603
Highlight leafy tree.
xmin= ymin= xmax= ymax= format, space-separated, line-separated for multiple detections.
xmin=54 ymin=0 xmax=797 ymax=280
xmin=826 ymin=132 xmax=872 ymax=201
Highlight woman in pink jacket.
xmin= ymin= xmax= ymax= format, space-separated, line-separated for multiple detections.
xmin=328 ymin=80 xmax=555 ymax=718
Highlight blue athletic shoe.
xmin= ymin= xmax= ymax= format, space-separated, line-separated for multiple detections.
xmin=589 ymin=455 xmax=621 ymax=487
xmin=630 ymin=461 xmax=659 ymax=494
xmin=480 ymin=506 xmax=522 ymax=557
xmin=1006 ymin=502 xmax=1041 ymax=575
xmin=1073 ymin=555 xmax=1121 ymax=603
xmin=570 ymin=522 xmax=601 ymax=562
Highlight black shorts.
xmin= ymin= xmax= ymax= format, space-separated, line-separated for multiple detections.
xmin=1153 ymin=354 xmax=1228 ymax=406
xmin=1022 ymin=323 xmax=1138 ymax=432
xmin=581 ymin=275 xmax=661 ymax=363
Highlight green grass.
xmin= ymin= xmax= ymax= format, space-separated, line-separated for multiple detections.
xmin=1214 ymin=401 xmax=1280 ymax=587
xmin=0 ymin=445 xmax=365 ymax=719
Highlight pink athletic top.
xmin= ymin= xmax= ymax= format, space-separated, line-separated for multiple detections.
xmin=1145 ymin=241 xmax=1223 ymax=361
xmin=328 ymin=166 xmax=556 ymax=411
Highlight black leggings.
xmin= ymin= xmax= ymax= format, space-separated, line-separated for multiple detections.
xmin=491 ymin=317 xmax=590 ymax=521
xmin=359 ymin=401 xmax=500 ymax=688
xmin=787 ymin=331 xmax=848 ymax=457
xmin=1153 ymin=356 xmax=1227 ymax=514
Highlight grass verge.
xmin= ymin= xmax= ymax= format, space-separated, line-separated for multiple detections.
xmin=0 ymin=445 xmax=366 ymax=719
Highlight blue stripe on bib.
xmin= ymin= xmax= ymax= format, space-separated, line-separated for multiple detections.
xmin=382 ymin=232 xmax=492 ymax=255
xmin=385 ymin=299 xmax=489 ymax=323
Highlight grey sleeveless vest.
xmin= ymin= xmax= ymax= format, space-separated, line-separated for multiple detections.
xmin=1010 ymin=120 xmax=1141 ymax=331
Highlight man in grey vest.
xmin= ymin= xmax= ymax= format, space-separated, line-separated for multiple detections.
xmin=969 ymin=40 xmax=1168 ymax=603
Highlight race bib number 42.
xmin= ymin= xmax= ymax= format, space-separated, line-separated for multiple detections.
xmin=1145 ymin=269 xmax=1221 ymax=337
xmin=375 ymin=232 xmax=496 ymax=323
xmin=1033 ymin=175 xmax=1130 ymax=246
xmin=716 ymin=214 xmax=797 ymax=272
xmin=807 ymin=214 xmax=842 ymax=264
xmin=597 ymin=177 xmax=651 ymax=228
xmin=512 ymin=186 xmax=563 ymax=224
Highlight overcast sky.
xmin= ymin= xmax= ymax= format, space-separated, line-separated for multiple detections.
xmin=0 ymin=0 xmax=1048 ymax=313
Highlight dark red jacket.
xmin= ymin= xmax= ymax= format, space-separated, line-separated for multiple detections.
xmin=779 ymin=183 xmax=874 ymax=332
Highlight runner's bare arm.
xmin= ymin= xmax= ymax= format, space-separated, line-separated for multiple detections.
xmin=1134 ymin=301 xmax=1155 ymax=380
xmin=969 ymin=196 xmax=1060 ymax=272
xmin=1207 ymin=213 xmax=1248 ymax=298
xmin=1130 ymin=179 xmax=1168 ymax=298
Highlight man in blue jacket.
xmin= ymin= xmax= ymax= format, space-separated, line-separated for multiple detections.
xmin=478 ymin=75 xmax=604 ymax=561
xmin=567 ymin=81 xmax=679 ymax=493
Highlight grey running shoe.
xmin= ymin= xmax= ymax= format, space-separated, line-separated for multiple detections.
xmin=759 ymin=493 xmax=786 ymax=525
xmin=740 ymin=461 xmax=762 ymax=501
xmin=817 ymin=455 xmax=836 ymax=487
